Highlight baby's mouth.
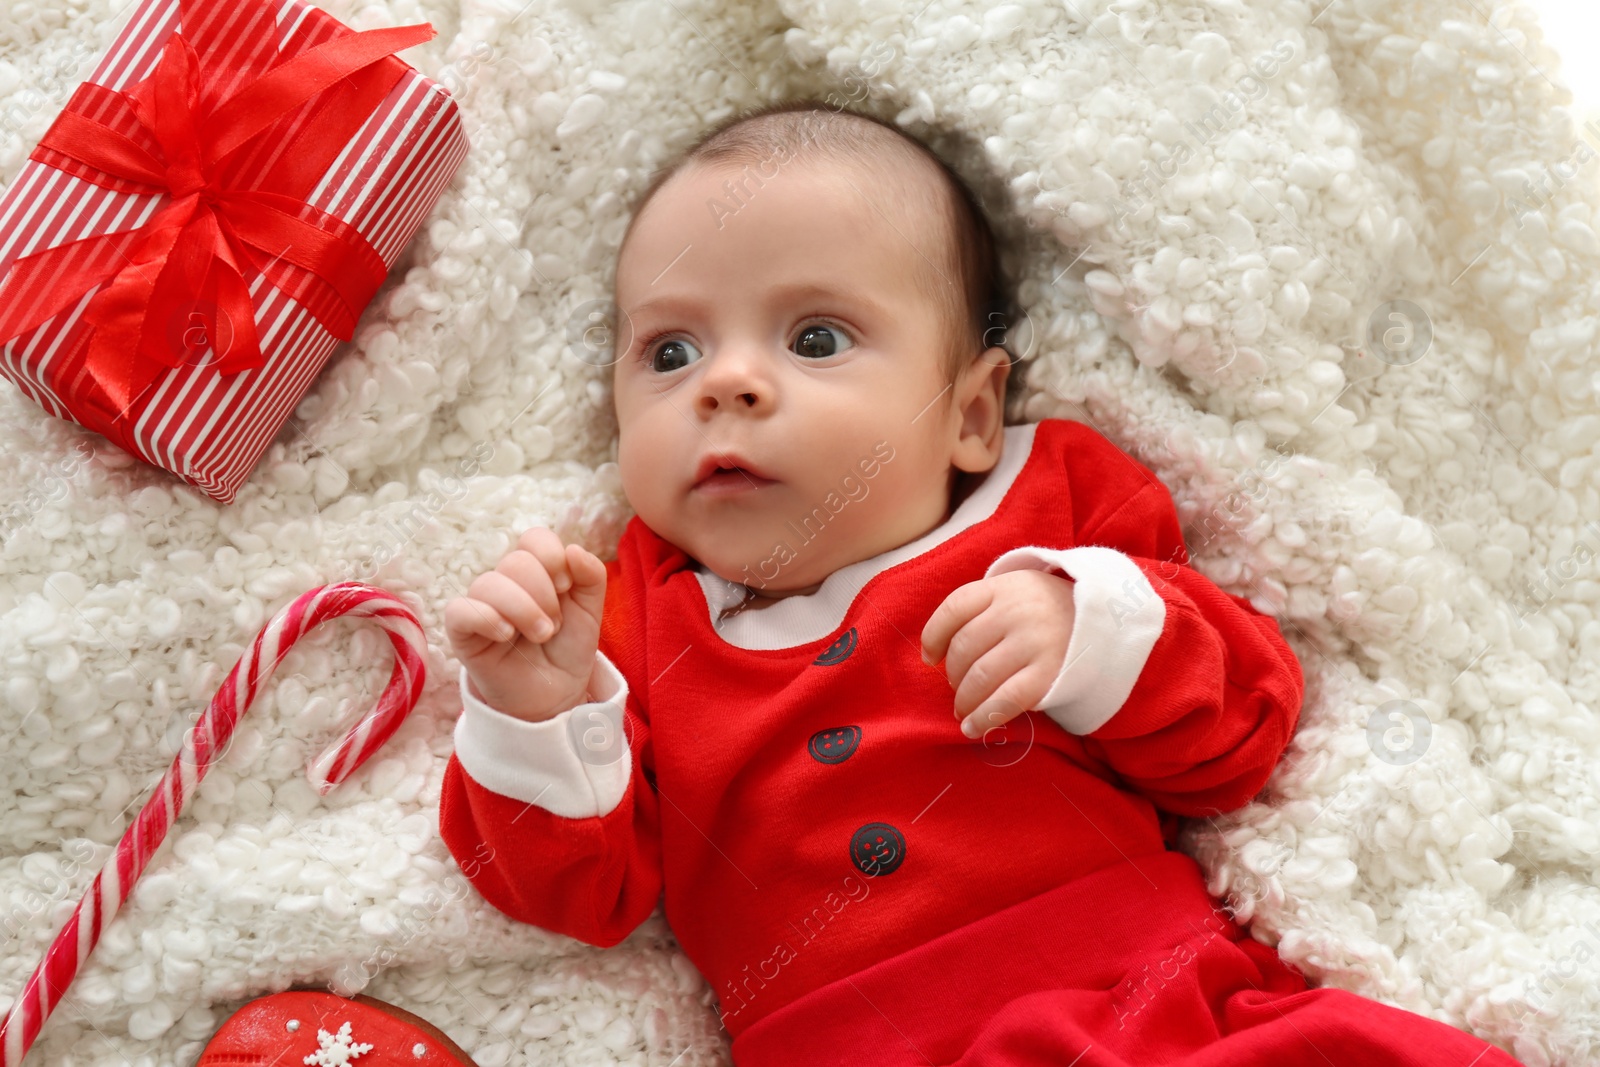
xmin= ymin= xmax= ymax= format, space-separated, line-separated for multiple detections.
xmin=693 ymin=467 xmax=777 ymax=495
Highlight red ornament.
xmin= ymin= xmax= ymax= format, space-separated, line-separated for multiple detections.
xmin=198 ymin=990 xmax=478 ymax=1066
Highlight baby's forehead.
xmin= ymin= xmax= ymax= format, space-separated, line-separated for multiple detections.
xmin=610 ymin=136 xmax=964 ymax=335
xmin=638 ymin=149 xmax=950 ymax=266
xmin=817 ymin=149 xmax=951 ymax=232
xmin=808 ymin=151 xmax=956 ymax=290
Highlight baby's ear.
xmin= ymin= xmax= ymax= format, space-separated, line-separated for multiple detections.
xmin=951 ymin=346 xmax=1009 ymax=472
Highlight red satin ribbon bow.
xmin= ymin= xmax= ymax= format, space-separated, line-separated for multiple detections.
xmin=0 ymin=0 xmax=436 ymax=429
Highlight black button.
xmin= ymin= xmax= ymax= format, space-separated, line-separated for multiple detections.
xmin=813 ymin=626 xmax=858 ymax=665
xmin=809 ymin=726 xmax=861 ymax=764
xmin=850 ymin=822 xmax=905 ymax=876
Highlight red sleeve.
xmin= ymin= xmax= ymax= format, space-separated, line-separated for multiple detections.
xmin=1064 ymin=423 xmax=1305 ymax=818
xmin=437 ymin=547 xmax=664 ymax=948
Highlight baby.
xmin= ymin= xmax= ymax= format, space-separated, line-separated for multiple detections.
xmin=438 ymin=102 xmax=1524 ymax=1067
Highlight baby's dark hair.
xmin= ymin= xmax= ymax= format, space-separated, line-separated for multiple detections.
xmin=618 ymin=99 xmax=1018 ymax=395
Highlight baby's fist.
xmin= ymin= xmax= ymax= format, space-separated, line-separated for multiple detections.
xmin=444 ymin=527 xmax=607 ymax=721
xmin=920 ymin=569 xmax=1076 ymax=739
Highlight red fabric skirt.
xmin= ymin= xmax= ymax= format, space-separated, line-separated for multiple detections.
xmin=730 ymin=850 xmax=1523 ymax=1067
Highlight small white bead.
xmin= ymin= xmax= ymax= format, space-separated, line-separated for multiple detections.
xmin=413 ymin=1042 xmax=427 ymax=1057
xmin=287 ymin=1019 xmax=300 ymax=1031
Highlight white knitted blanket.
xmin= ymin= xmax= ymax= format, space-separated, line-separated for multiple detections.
xmin=3 ymin=0 xmax=1598 ymax=1064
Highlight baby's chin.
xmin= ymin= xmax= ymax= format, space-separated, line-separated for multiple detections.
xmin=685 ymin=533 xmax=836 ymax=595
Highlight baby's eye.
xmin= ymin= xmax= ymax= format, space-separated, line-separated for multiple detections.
xmin=644 ymin=335 xmax=702 ymax=373
xmin=793 ymin=323 xmax=853 ymax=360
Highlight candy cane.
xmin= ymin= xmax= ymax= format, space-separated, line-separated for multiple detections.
xmin=0 ymin=581 xmax=429 ymax=1067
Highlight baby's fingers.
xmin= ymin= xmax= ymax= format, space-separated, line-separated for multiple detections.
xmin=958 ymin=696 xmax=1028 ymax=740
xmin=444 ymin=595 xmax=517 ymax=649
xmin=562 ymin=543 xmax=607 ymax=619
xmin=518 ymin=527 xmax=575 ymax=594
xmin=922 ymin=580 xmax=995 ymax=666
xmin=494 ymin=548 xmax=563 ymax=630
xmin=466 ymin=569 xmax=555 ymax=643
xmin=952 ymin=638 xmax=1030 ymax=718
xmin=954 ymin=647 xmax=1055 ymax=738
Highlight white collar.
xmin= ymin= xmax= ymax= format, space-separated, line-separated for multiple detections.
xmin=692 ymin=421 xmax=1038 ymax=650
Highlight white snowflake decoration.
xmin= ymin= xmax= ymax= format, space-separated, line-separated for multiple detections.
xmin=302 ymin=1020 xmax=375 ymax=1066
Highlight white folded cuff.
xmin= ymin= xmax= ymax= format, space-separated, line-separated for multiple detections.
xmin=452 ymin=652 xmax=633 ymax=818
xmin=984 ymin=545 xmax=1166 ymax=735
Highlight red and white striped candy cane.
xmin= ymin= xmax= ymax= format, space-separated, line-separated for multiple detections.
xmin=0 ymin=581 xmax=429 ymax=1066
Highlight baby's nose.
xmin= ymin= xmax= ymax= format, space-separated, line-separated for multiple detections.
xmin=696 ymin=352 xmax=772 ymax=412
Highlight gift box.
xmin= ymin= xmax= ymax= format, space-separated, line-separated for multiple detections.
xmin=0 ymin=0 xmax=469 ymax=504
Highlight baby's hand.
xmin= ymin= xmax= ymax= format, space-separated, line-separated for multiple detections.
xmin=920 ymin=570 xmax=1077 ymax=740
xmin=444 ymin=527 xmax=607 ymax=722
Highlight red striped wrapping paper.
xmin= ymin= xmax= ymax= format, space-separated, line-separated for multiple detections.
xmin=0 ymin=0 xmax=469 ymax=504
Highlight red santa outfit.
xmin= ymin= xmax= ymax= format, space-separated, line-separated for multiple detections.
xmin=437 ymin=418 xmax=1524 ymax=1067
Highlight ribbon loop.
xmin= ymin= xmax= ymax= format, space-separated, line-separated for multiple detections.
xmin=204 ymin=22 xmax=435 ymax=167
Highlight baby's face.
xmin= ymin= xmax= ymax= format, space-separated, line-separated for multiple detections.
xmin=611 ymin=157 xmax=970 ymax=595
